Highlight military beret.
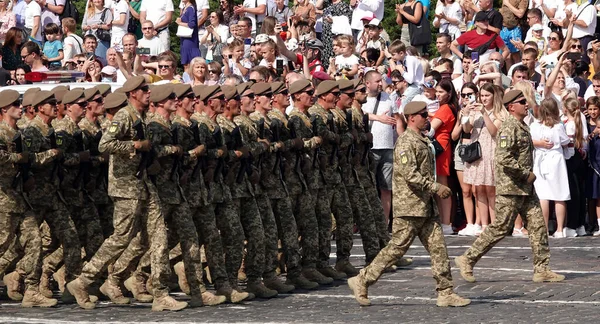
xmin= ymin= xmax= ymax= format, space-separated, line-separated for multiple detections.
xmin=52 ymin=85 xmax=70 ymax=92
xmin=83 ymin=87 xmax=100 ymax=101
xmin=289 ymin=79 xmax=311 ymax=95
xmin=271 ymin=82 xmax=287 ymax=95
xmin=95 ymin=84 xmax=112 ymax=96
xmin=173 ymin=84 xmax=193 ymax=98
xmin=149 ymin=84 xmax=174 ymax=103
xmin=503 ymin=89 xmax=524 ymax=105
xmin=22 ymin=87 xmax=41 ymax=106
xmin=31 ymin=91 xmax=55 ymax=107
xmin=404 ymin=101 xmax=427 ymax=115
xmin=199 ymin=85 xmax=220 ymax=102
xmin=337 ymin=79 xmax=354 ymax=92
xmin=0 ymin=90 xmax=21 ymax=108
xmin=315 ymin=80 xmax=339 ymax=97
xmin=353 ymin=79 xmax=365 ymax=91
xmin=114 ymin=87 xmax=125 ymax=94
xmin=62 ymin=89 xmax=86 ymax=105
xmin=236 ymin=82 xmax=253 ymax=96
xmin=192 ymin=85 xmax=205 ymax=98
xmin=104 ymin=92 xmax=128 ymax=110
xmin=251 ymin=82 xmax=272 ymax=96
xmin=120 ymin=75 xmax=146 ymax=93
xmin=221 ymin=85 xmax=238 ymax=100
xmin=53 ymin=89 xmax=68 ymax=103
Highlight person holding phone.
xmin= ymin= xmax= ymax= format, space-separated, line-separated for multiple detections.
xmin=450 ymin=12 xmax=510 ymax=64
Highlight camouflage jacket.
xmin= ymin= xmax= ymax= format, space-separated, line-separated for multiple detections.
xmin=0 ymin=121 xmax=27 ymax=213
xmin=218 ymin=114 xmax=253 ymax=199
xmin=268 ymin=109 xmax=306 ymax=196
xmin=172 ymin=114 xmax=209 ymax=208
xmin=191 ymin=112 xmax=231 ymax=204
xmin=288 ymin=107 xmax=322 ymax=191
xmin=307 ymin=103 xmax=342 ymax=186
xmin=331 ymin=107 xmax=358 ymax=187
xmin=394 ymin=127 xmax=439 ymax=218
xmin=53 ymin=115 xmax=85 ymax=206
xmin=234 ymin=113 xmax=269 ymax=196
xmin=147 ymin=113 xmax=185 ymax=205
xmin=23 ymin=116 xmax=62 ymax=208
xmin=17 ymin=116 xmax=32 ymax=130
xmin=495 ymin=114 xmax=534 ymax=196
xmin=79 ymin=116 xmax=110 ymax=204
xmin=98 ymin=104 xmax=149 ymax=200
xmin=351 ymin=106 xmax=376 ymax=188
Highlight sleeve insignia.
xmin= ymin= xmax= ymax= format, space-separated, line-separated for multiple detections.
xmin=108 ymin=122 xmax=120 ymax=134
xmin=499 ymin=135 xmax=507 ymax=148
xmin=400 ymin=151 xmax=408 ymax=164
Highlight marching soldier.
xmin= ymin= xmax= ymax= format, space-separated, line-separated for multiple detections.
xmin=347 ymin=101 xmax=470 ymax=308
xmin=17 ymin=87 xmax=41 ymax=130
xmin=454 ymin=90 xmax=565 ymax=284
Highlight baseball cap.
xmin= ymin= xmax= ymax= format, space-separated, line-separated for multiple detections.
xmin=474 ymin=11 xmax=489 ymax=22
xmin=532 ymin=24 xmax=543 ymax=31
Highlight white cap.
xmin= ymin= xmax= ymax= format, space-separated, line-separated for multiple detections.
xmin=532 ymin=23 xmax=543 ymax=31
xmin=286 ymin=38 xmax=298 ymax=52
xmin=368 ymin=18 xmax=381 ymax=27
xmin=101 ymin=66 xmax=117 ymax=75
xmin=255 ymin=34 xmax=270 ymax=44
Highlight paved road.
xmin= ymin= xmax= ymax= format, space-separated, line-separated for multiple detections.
xmin=1 ymin=235 xmax=600 ymax=323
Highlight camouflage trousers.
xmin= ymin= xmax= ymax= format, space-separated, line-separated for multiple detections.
xmin=362 ymin=177 xmax=391 ymax=248
xmin=234 ymin=197 xmax=265 ymax=283
xmin=464 ymin=194 xmax=550 ymax=273
xmin=320 ymin=184 xmax=354 ymax=265
xmin=214 ymin=200 xmax=245 ymax=288
xmin=359 ymin=216 xmax=453 ymax=294
xmin=254 ymin=194 xmax=279 ymax=280
xmin=0 ymin=211 xmax=42 ymax=291
xmin=97 ymin=201 xmax=115 ymax=238
xmin=269 ymin=196 xmax=302 ymax=279
xmin=80 ymin=186 xmax=171 ymax=297
xmin=290 ymin=192 xmax=319 ymax=270
xmin=346 ymin=184 xmax=380 ymax=264
xmin=313 ymin=187 xmax=332 ymax=268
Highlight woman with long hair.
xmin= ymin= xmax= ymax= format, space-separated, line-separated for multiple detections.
xmin=1 ymin=27 xmax=22 ymax=71
xmin=187 ymin=57 xmax=208 ymax=86
xmin=432 ymin=79 xmax=458 ymax=234
xmin=463 ymin=83 xmax=507 ymax=235
xmin=200 ymin=11 xmax=229 ymax=62
xmin=220 ymin=0 xmax=237 ymax=26
xmin=454 ymin=82 xmax=479 ymax=236
xmin=321 ymin=0 xmax=352 ymax=69
xmin=176 ymin=0 xmax=201 ymax=70
xmin=0 ymin=0 xmax=16 ymax=43
xmin=82 ymin=0 xmax=113 ymax=59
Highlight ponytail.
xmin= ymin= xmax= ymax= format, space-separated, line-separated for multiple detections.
xmin=565 ymin=98 xmax=584 ymax=150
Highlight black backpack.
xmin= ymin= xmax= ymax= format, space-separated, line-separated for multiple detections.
xmin=58 ymin=0 xmax=79 ymax=23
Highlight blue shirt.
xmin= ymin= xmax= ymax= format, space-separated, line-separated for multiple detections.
xmin=417 ymin=0 xmax=430 ymax=16
xmin=43 ymin=40 xmax=63 ymax=64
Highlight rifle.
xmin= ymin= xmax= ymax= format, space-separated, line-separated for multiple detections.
xmin=310 ymin=114 xmax=319 ymax=168
xmin=255 ymin=118 xmax=265 ymax=170
xmin=361 ymin=113 xmax=371 ymax=166
xmin=11 ymin=132 xmax=31 ymax=189
xmin=232 ymin=127 xmax=248 ymax=184
xmin=73 ymin=130 xmax=91 ymax=189
xmin=189 ymin=120 xmax=206 ymax=181
xmin=326 ymin=112 xmax=338 ymax=164
xmin=170 ymin=123 xmax=183 ymax=182
xmin=270 ymin=118 xmax=285 ymax=181
xmin=212 ymin=125 xmax=224 ymax=181
xmin=345 ymin=109 xmax=355 ymax=160
xmin=133 ymin=119 xmax=149 ymax=179
xmin=47 ymin=129 xmax=65 ymax=184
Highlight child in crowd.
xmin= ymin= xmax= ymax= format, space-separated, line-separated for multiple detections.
xmin=329 ymin=34 xmax=359 ymax=79
xmin=43 ymin=23 xmax=64 ymax=70
xmin=531 ymin=99 xmax=571 ymax=238
xmin=223 ymin=39 xmax=252 ymax=81
xmin=587 ymin=96 xmax=600 ymax=236
xmin=530 ymin=24 xmax=546 ymax=60
xmin=363 ymin=18 xmax=386 ymax=66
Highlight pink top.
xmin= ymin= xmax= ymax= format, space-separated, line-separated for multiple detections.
xmin=0 ymin=12 xmax=16 ymax=42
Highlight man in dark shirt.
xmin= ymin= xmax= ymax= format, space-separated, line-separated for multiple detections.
xmin=477 ymin=0 xmax=503 ymax=34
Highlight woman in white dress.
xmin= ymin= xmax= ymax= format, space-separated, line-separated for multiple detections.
xmin=530 ymin=99 xmax=571 ymax=238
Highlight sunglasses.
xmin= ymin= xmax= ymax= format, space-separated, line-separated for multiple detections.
xmin=343 ymin=92 xmax=355 ymax=98
xmin=460 ymin=92 xmax=474 ymax=98
xmin=209 ymin=70 xmax=219 ymax=74
xmin=159 ymin=65 xmax=172 ymax=69
xmin=513 ymin=98 xmax=528 ymax=105
xmin=571 ymin=44 xmax=582 ymax=49
xmin=142 ymin=27 xmax=153 ymax=30
xmin=278 ymin=90 xmax=289 ymax=96
xmin=185 ymin=94 xmax=196 ymax=100
xmin=76 ymin=101 xmax=88 ymax=106
xmin=243 ymin=93 xmax=255 ymax=99
xmin=330 ymin=91 xmax=340 ymax=96
xmin=92 ymin=97 xmax=104 ymax=104
xmin=392 ymin=80 xmax=403 ymax=85
xmin=302 ymin=89 xmax=314 ymax=96
xmin=77 ymin=60 xmax=86 ymax=65
xmin=548 ymin=36 xmax=559 ymax=41
xmin=412 ymin=111 xmax=428 ymax=118
xmin=213 ymin=94 xmax=225 ymax=101
xmin=138 ymin=85 xmax=150 ymax=93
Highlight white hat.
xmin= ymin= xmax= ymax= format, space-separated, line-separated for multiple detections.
xmin=532 ymin=23 xmax=543 ymax=31
xmin=368 ymin=18 xmax=381 ymax=27
xmin=286 ymin=38 xmax=298 ymax=52
xmin=255 ymin=34 xmax=270 ymax=44
xmin=101 ymin=66 xmax=117 ymax=75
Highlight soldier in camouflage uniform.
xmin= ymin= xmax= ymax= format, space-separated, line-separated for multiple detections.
xmin=308 ymin=81 xmax=357 ymax=278
xmin=454 ymin=90 xmax=565 ymax=284
xmin=190 ymin=85 xmax=250 ymax=302
xmin=335 ymin=79 xmax=380 ymax=265
xmin=0 ymin=89 xmax=57 ymax=307
xmin=347 ymin=101 xmax=470 ymax=308
xmin=66 ymin=76 xmax=187 ymax=312
xmin=22 ymin=91 xmax=83 ymax=303
xmin=226 ymin=83 xmax=277 ymax=298
xmin=16 ymin=87 xmax=41 ymax=130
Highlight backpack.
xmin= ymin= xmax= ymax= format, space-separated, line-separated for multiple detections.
xmin=57 ymin=0 xmax=79 ymax=23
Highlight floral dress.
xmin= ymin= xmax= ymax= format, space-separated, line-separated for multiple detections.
xmin=464 ymin=110 xmax=497 ymax=186
xmin=321 ymin=0 xmax=352 ymax=70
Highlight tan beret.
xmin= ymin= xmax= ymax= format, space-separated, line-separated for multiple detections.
xmin=236 ymin=82 xmax=253 ymax=96
xmin=62 ymin=89 xmax=86 ymax=105
xmin=120 ymin=75 xmax=146 ymax=93
xmin=22 ymin=87 xmax=41 ymax=106
xmin=221 ymin=85 xmax=238 ymax=100
xmin=503 ymin=89 xmax=524 ymax=105
xmin=289 ymin=79 xmax=311 ymax=95
xmin=31 ymin=91 xmax=55 ymax=107
xmin=95 ymin=84 xmax=112 ymax=96
xmin=199 ymin=85 xmax=220 ymax=102
xmin=173 ymin=84 xmax=193 ymax=98
xmin=83 ymin=87 xmax=100 ymax=101
xmin=104 ymin=92 xmax=128 ymax=110
xmin=271 ymin=82 xmax=286 ymax=95
xmin=149 ymin=84 xmax=175 ymax=103
xmin=251 ymin=82 xmax=272 ymax=96
xmin=404 ymin=101 xmax=427 ymax=115
xmin=337 ymin=79 xmax=354 ymax=92
xmin=315 ymin=80 xmax=339 ymax=97
xmin=53 ymin=89 xmax=68 ymax=103
xmin=52 ymin=85 xmax=70 ymax=92
xmin=192 ymin=85 xmax=205 ymax=98
xmin=353 ymin=78 xmax=365 ymax=91
xmin=0 ymin=90 xmax=21 ymax=108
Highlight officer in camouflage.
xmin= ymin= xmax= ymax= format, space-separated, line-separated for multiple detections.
xmin=347 ymin=101 xmax=470 ymax=308
xmin=454 ymin=90 xmax=565 ymax=284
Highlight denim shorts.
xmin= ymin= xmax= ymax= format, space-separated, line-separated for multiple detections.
xmin=500 ymin=26 xmax=522 ymax=53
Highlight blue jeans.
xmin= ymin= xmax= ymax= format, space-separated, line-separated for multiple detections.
xmin=95 ymin=40 xmax=110 ymax=61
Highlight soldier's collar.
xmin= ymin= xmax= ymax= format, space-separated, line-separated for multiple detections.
xmin=173 ymin=115 xmax=191 ymax=127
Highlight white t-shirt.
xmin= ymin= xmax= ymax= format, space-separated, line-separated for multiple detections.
xmin=433 ymin=1 xmax=462 ymax=40
xmin=25 ymin=1 xmax=42 ymax=42
xmin=62 ymin=34 xmax=84 ymax=64
xmin=259 ymin=55 xmax=288 ymax=68
xmin=138 ymin=36 xmax=167 ymax=55
xmin=571 ymin=3 xmax=596 ymax=39
xmin=361 ymin=91 xmax=395 ymax=150
xmin=350 ymin=0 xmax=384 ymax=31
xmin=107 ymin=0 xmax=130 ymax=46
xmin=334 ymin=54 xmax=359 ymax=71
xmin=140 ymin=0 xmax=174 ymax=30
xmin=42 ymin=0 xmax=65 ymax=27
xmin=243 ymin=0 xmax=267 ymax=34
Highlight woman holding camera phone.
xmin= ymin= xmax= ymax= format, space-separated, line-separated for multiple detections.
xmin=200 ymin=11 xmax=229 ymax=62
xmin=82 ymin=0 xmax=113 ymax=60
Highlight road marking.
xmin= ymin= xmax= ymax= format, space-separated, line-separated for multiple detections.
xmin=331 ymin=253 xmax=500 ymax=259
xmin=336 ymin=243 xmax=600 ymax=250
xmin=406 ymin=266 xmax=600 ymax=274
xmin=0 ymin=319 xmax=278 ymax=324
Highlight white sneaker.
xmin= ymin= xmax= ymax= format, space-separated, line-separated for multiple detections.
xmin=563 ymin=227 xmax=578 ymax=238
xmin=512 ymin=227 xmax=528 ymax=237
xmin=442 ymin=224 xmax=454 ymax=235
xmin=593 ymin=230 xmax=600 ymax=237
xmin=552 ymin=230 xmax=565 ymax=238
xmin=458 ymin=224 xmax=475 ymax=236
xmin=576 ymin=225 xmax=587 ymax=237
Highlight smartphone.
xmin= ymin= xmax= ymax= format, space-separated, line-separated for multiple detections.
xmin=244 ymin=38 xmax=252 ymax=45
xmin=594 ymin=33 xmax=600 ymax=42
xmin=86 ymin=52 xmax=95 ymax=60
xmin=281 ymin=22 xmax=288 ymax=32
xmin=136 ymin=47 xmax=151 ymax=55
xmin=276 ymin=59 xmax=284 ymax=74
xmin=470 ymin=52 xmax=479 ymax=63
xmin=204 ymin=20 xmax=211 ymax=28
xmin=228 ymin=54 xmax=233 ymax=59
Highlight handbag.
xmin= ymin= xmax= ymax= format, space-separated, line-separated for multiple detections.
xmin=458 ymin=141 xmax=482 ymax=163
xmin=407 ymin=2 xmax=432 ymax=47
xmin=177 ymin=25 xmax=194 ymax=38
xmin=95 ymin=9 xmax=111 ymax=42
xmin=431 ymin=138 xmax=445 ymax=157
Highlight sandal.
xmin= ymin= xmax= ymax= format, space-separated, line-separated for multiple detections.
xmin=512 ymin=227 xmax=529 ymax=237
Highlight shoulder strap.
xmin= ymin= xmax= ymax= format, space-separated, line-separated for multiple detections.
xmin=126 ymin=106 xmax=139 ymax=123
xmin=368 ymin=92 xmax=382 ymax=128
xmin=100 ymin=8 xmax=107 ymax=21
xmin=575 ymin=3 xmax=592 ymax=20
xmin=68 ymin=35 xmax=83 ymax=53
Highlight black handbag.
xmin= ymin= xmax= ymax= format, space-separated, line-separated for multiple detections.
xmin=458 ymin=141 xmax=482 ymax=163
xmin=95 ymin=9 xmax=111 ymax=42
xmin=431 ymin=138 xmax=445 ymax=157
xmin=406 ymin=2 xmax=432 ymax=47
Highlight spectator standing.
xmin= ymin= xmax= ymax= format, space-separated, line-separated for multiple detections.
xmin=125 ymin=0 xmax=143 ymax=39
xmin=106 ymin=0 xmax=129 ymax=47
xmin=476 ymin=0 xmax=502 ymax=34
xmin=291 ymin=0 xmax=316 ymax=35
xmin=12 ymin=0 xmax=26 ymax=29
xmin=82 ymin=0 xmax=113 ymax=59
xmin=24 ymin=0 xmax=42 ymax=44
xmin=176 ymin=0 xmax=200 ymax=69
xmin=349 ymin=0 xmax=383 ymax=40
xmin=0 ymin=0 xmax=16 ymax=43
xmin=220 ymin=0 xmax=236 ymax=26
xmin=571 ymin=1 xmax=597 ymax=64
xmin=37 ymin=0 xmax=64 ymax=28
xmin=140 ymin=0 xmax=173 ymax=51
xmin=269 ymin=0 xmax=291 ymax=24
xmin=61 ymin=17 xmax=83 ymax=64
xmin=137 ymin=21 xmax=165 ymax=55
xmin=21 ymin=40 xmax=47 ymax=71
xmin=524 ymin=8 xmax=551 ymax=43
xmin=388 ymin=40 xmax=424 ymax=110
xmin=186 ymin=56 xmax=207 ymax=86
xmin=321 ymin=0 xmax=351 ymax=69
xmin=586 ymin=96 xmax=600 ymax=235
xmin=235 ymin=0 xmax=266 ymax=36
xmin=396 ymin=0 xmax=430 ymax=55
xmin=42 ymin=23 xmax=63 ymax=69
xmin=201 ymin=11 xmax=229 ymax=63
xmin=451 ymin=12 xmax=509 ymax=64
xmin=433 ymin=0 xmax=463 ymax=41
xmin=499 ymin=0 xmax=528 ymax=69
xmin=1 ymin=27 xmax=22 ymax=70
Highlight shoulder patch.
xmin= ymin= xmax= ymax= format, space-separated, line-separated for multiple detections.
xmin=108 ymin=122 xmax=120 ymax=134
xmin=400 ymin=151 xmax=408 ymax=164
xmin=499 ymin=135 xmax=507 ymax=148
xmin=25 ymin=137 xmax=32 ymax=148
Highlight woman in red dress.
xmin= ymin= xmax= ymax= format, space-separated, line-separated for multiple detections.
xmin=431 ymin=79 xmax=458 ymax=234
